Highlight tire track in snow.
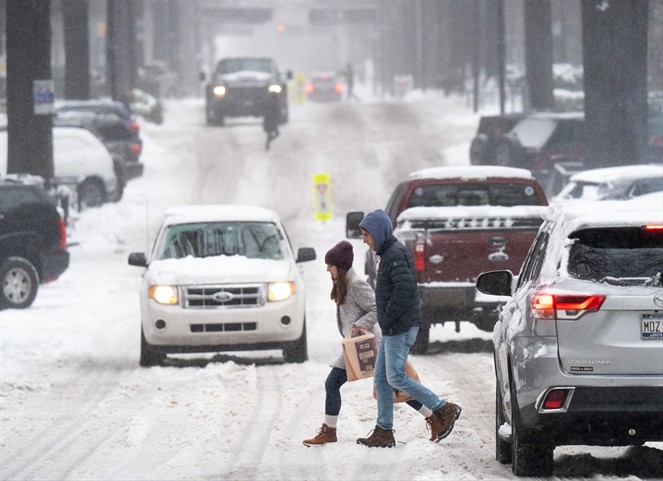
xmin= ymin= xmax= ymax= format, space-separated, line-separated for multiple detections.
xmin=219 ymin=365 xmax=283 ymax=479
xmin=1 ymin=364 xmax=133 ymax=481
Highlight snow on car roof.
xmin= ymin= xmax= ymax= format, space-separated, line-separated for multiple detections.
xmin=568 ymin=163 xmax=663 ymax=183
xmin=161 ymin=205 xmax=280 ymax=225
xmin=407 ymin=165 xmax=534 ymax=181
xmin=543 ymin=199 xmax=663 ymax=233
xmin=397 ymin=205 xmax=546 ymax=222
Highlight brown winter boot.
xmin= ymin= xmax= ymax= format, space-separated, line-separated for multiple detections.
xmin=303 ymin=423 xmax=337 ymax=447
xmin=356 ymin=425 xmax=395 ymax=448
xmin=425 ymin=413 xmax=444 ymax=442
xmin=431 ymin=402 xmax=462 ymax=442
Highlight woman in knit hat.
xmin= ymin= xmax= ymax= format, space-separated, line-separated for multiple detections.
xmin=303 ymin=240 xmax=435 ymax=446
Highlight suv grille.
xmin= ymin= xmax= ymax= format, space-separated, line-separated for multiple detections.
xmin=182 ymin=284 xmax=264 ymax=308
xmin=227 ymin=86 xmax=267 ymax=101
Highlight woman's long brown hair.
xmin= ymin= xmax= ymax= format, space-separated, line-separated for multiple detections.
xmin=330 ymin=268 xmax=348 ymax=306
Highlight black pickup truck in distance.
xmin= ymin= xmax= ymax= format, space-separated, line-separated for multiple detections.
xmin=0 ymin=175 xmax=70 ymax=309
xmin=347 ymin=165 xmax=548 ymax=354
xmin=204 ymin=57 xmax=291 ymax=126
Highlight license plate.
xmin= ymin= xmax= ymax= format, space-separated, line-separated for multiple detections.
xmin=641 ymin=314 xmax=663 ymax=340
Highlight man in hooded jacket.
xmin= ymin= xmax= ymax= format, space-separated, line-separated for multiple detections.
xmin=356 ymin=209 xmax=462 ymax=447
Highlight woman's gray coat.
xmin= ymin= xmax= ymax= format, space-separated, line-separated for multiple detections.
xmin=330 ymin=267 xmax=381 ymax=369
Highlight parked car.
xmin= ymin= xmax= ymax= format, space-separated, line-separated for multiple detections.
xmin=0 ymin=126 xmax=120 ymax=208
xmin=469 ymin=113 xmax=525 ymax=165
xmin=55 ymin=111 xmax=144 ymax=185
xmin=552 ymin=163 xmax=663 ymax=203
xmin=55 ymin=99 xmax=141 ymax=139
xmin=204 ymin=57 xmax=291 ymax=126
xmin=494 ymin=112 xmax=585 ymax=192
xmin=0 ymin=174 xmax=70 ymax=309
xmin=305 ymin=72 xmax=343 ymax=102
xmin=476 ymin=201 xmax=663 ymax=476
xmin=128 ymin=205 xmax=317 ymax=366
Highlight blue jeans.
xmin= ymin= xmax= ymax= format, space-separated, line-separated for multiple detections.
xmin=374 ymin=326 xmax=446 ymax=430
xmin=325 ymin=367 xmax=347 ymax=416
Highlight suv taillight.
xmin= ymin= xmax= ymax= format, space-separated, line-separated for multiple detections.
xmin=58 ymin=217 xmax=67 ymax=250
xmin=131 ymin=142 xmax=142 ymax=155
xmin=413 ymin=239 xmax=425 ymax=272
xmin=531 ymin=293 xmax=605 ymax=320
xmin=129 ymin=121 xmax=140 ymax=134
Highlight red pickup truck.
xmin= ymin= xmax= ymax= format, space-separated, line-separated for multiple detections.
xmin=347 ymin=165 xmax=548 ymax=354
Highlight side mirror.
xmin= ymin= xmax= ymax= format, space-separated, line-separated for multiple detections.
xmin=199 ymin=71 xmax=206 ymax=82
xmin=346 ymin=211 xmax=365 ymax=239
xmin=296 ymin=247 xmax=316 ymax=263
xmin=128 ymin=252 xmax=147 ymax=267
xmin=476 ymin=270 xmax=513 ymax=297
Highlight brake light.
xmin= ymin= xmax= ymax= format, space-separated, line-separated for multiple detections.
xmin=129 ymin=121 xmax=140 ymax=134
xmin=130 ymin=142 xmax=142 ymax=155
xmin=413 ymin=240 xmax=425 ymax=272
xmin=334 ymin=84 xmax=343 ymax=93
xmin=644 ymin=224 xmax=663 ymax=231
xmin=531 ymin=293 xmax=605 ymax=320
xmin=539 ymin=387 xmax=574 ymax=412
xmin=305 ymin=84 xmax=314 ymax=94
xmin=57 ymin=217 xmax=67 ymax=250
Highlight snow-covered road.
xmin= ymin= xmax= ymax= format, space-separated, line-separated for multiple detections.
xmin=1 ymin=94 xmax=661 ymax=480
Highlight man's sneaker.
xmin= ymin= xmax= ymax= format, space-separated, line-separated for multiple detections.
xmin=356 ymin=425 xmax=395 ymax=448
xmin=303 ymin=423 xmax=337 ymax=447
xmin=431 ymin=402 xmax=462 ymax=442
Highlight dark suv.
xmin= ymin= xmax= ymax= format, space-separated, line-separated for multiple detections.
xmin=204 ymin=57 xmax=291 ymax=126
xmin=469 ymin=113 xmax=525 ymax=165
xmin=0 ymin=175 xmax=70 ymax=309
xmin=493 ymin=112 xmax=585 ymax=193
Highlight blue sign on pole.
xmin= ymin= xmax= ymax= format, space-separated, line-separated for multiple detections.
xmin=33 ymin=80 xmax=54 ymax=115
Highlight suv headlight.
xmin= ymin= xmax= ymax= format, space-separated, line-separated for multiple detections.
xmin=149 ymin=285 xmax=179 ymax=305
xmin=268 ymin=281 xmax=295 ymax=302
xmin=212 ymin=85 xmax=227 ymax=97
xmin=268 ymin=84 xmax=282 ymax=94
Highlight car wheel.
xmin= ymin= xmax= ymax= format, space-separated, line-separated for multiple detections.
xmin=495 ymin=382 xmax=512 ymax=464
xmin=0 ymin=257 xmax=39 ymax=309
xmin=139 ymin=327 xmax=166 ymax=367
xmin=510 ymin=380 xmax=554 ymax=476
xmin=78 ymin=178 xmax=106 ymax=209
xmin=410 ymin=322 xmax=430 ymax=355
xmin=283 ymin=321 xmax=308 ymax=363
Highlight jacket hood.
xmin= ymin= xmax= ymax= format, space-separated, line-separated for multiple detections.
xmin=359 ymin=209 xmax=392 ymax=252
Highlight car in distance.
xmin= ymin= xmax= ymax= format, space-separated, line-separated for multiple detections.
xmin=469 ymin=113 xmax=525 ymax=165
xmin=494 ymin=112 xmax=585 ymax=193
xmin=204 ymin=57 xmax=291 ymax=126
xmin=552 ymin=163 xmax=663 ymax=203
xmin=128 ymin=205 xmax=316 ymax=366
xmin=476 ymin=201 xmax=663 ymax=476
xmin=0 ymin=175 xmax=70 ymax=309
xmin=306 ymin=72 xmax=343 ymax=102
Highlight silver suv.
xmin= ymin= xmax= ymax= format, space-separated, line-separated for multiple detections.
xmin=476 ymin=201 xmax=663 ymax=476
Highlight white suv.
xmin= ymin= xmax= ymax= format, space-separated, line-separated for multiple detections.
xmin=128 ymin=205 xmax=316 ymax=366
xmin=0 ymin=126 xmax=120 ymax=208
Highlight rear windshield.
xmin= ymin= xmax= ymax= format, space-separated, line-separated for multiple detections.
xmin=156 ymin=221 xmax=284 ymax=261
xmin=406 ymin=183 xmax=543 ymax=208
xmin=567 ymin=227 xmax=663 ymax=285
